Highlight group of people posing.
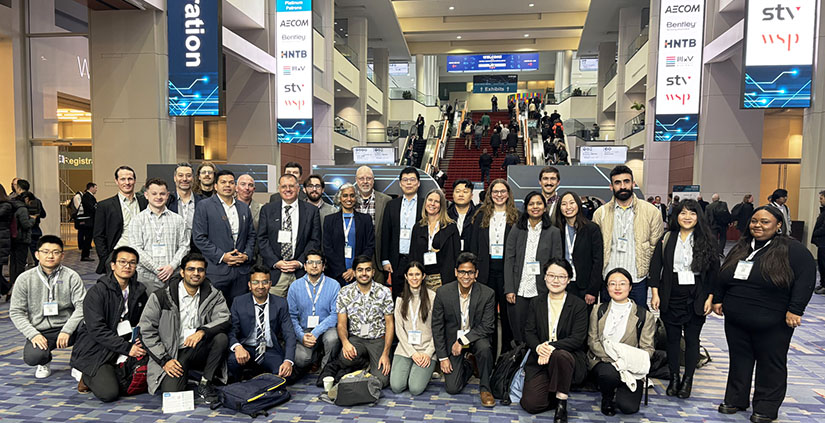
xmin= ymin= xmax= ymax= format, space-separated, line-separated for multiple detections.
xmin=6 ymin=162 xmax=817 ymax=423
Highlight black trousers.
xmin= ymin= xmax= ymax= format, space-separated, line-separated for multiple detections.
xmin=664 ymin=313 xmax=705 ymax=377
xmin=520 ymin=349 xmax=576 ymax=414
xmin=817 ymin=247 xmax=825 ymax=288
xmin=390 ymin=254 xmax=411 ymax=300
xmin=23 ymin=327 xmax=76 ymax=366
xmin=507 ymin=295 xmax=532 ymax=345
xmin=443 ymin=337 xmax=494 ymax=394
xmin=0 ymin=263 xmax=9 ymax=296
xmin=83 ymin=363 xmax=122 ymax=403
xmin=78 ymin=227 xmax=94 ymax=258
xmin=486 ymin=263 xmax=513 ymax=355
xmin=9 ymin=242 xmax=28 ymax=286
xmin=593 ymin=362 xmax=644 ymax=415
xmin=723 ymin=314 xmax=794 ymax=419
xmin=713 ymin=226 xmax=727 ymax=254
xmin=159 ymin=332 xmax=229 ymax=392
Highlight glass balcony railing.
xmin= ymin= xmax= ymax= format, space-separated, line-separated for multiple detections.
xmin=603 ymin=61 xmax=617 ymax=87
xmin=626 ymin=27 xmax=649 ymax=63
xmin=566 ymin=119 xmax=602 ymax=141
xmin=312 ymin=10 xmax=323 ymax=36
xmin=623 ymin=111 xmax=646 ymax=139
xmin=389 ymin=87 xmax=438 ymax=107
xmin=334 ymin=116 xmax=360 ymax=141
xmin=557 ymin=83 xmax=597 ymax=103
xmin=334 ymin=42 xmax=359 ymax=69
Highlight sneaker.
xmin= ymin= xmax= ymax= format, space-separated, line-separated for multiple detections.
xmin=815 ymin=286 xmax=825 ymax=295
xmin=196 ymin=381 xmax=219 ymax=405
xmin=35 ymin=364 xmax=51 ymax=379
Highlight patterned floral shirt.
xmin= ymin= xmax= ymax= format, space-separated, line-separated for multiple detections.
xmin=336 ymin=281 xmax=394 ymax=339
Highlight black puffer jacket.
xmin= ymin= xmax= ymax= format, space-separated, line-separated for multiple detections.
xmin=9 ymin=199 xmax=34 ymax=245
xmin=0 ymin=201 xmax=13 ymax=262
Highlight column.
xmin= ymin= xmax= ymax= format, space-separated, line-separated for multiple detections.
xmin=615 ymin=8 xmax=641 ymax=142
xmin=693 ymin=0 xmax=763 ymax=206
xmin=596 ymin=42 xmax=617 ymax=136
xmin=561 ymin=50 xmax=573 ymax=91
xmin=311 ymin=0 xmax=335 ymax=164
xmin=555 ymin=52 xmax=566 ymax=93
xmin=373 ymin=47 xmax=390 ymax=127
xmin=32 ymin=145 xmax=59 ymax=236
xmin=798 ymin=0 xmax=825 ymax=249
xmin=642 ymin=0 xmax=669 ymax=197
xmin=89 ymin=9 xmax=176 ymax=198
xmin=415 ymin=54 xmax=438 ymax=102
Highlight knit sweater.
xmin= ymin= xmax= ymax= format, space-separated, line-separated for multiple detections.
xmin=9 ymin=266 xmax=86 ymax=340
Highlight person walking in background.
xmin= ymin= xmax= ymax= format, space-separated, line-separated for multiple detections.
xmin=14 ymin=180 xmax=46 ymax=266
xmin=473 ymin=121 xmax=484 ymax=150
xmin=463 ymin=120 xmax=474 ymax=150
xmin=769 ymin=189 xmax=792 ymax=237
xmin=705 ymin=194 xmax=731 ymax=255
xmin=479 ymin=149 xmax=493 ymax=186
xmin=731 ymin=194 xmax=755 ymax=238
xmin=75 ymin=183 xmax=98 ymax=262
xmin=481 ymin=112 xmax=491 ymax=137
xmin=8 ymin=192 xmax=35 ymax=299
xmin=0 ymin=184 xmax=13 ymax=299
xmin=813 ymin=191 xmax=825 ymax=295
xmin=416 ymin=114 xmax=425 ymax=138
xmin=491 ymin=95 xmax=498 ymax=112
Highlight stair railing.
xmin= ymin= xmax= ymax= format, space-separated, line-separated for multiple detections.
xmin=426 ymin=100 xmax=467 ymax=175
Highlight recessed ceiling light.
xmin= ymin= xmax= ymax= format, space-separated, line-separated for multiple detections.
xmin=529 ymin=3 xmax=534 ymax=6
xmin=334 ymin=21 xmax=337 ymax=25
xmin=336 ymin=88 xmax=341 ymax=92
xmin=524 ymin=34 xmax=530 ymax=37
xmin=345 ymin=34 xmax=348 ymax=37
xmin=456 ymin=35 xmax=462 ymax=39
xmin=449 ymin=6 xmax=455 ymax=10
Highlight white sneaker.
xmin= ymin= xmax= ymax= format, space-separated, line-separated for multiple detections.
xmin=35 ymin=364 xmax=51 ymax=379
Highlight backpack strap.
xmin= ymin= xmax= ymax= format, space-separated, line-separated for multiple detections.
xmin=597 ymin=302 xmax=609 ymax=320
xmin=634 ymin=305 xmax=646 ymax=343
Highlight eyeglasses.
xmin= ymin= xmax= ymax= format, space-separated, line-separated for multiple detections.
xmin=116 ymin=259 xmax=138 ymax=268
xmin=457 ymin=270 xmax=476 ymax=277
xmin=305 ymin=184 xmax=323 ymax=190
xmin=37 ymin=250 xmax=63 ymax=257
xmin=185 ymin=267 xmax=205 ymax=273
xmin=199 ymin=170 xmax=214 ymax=175
xmin=545 ymin=274 xmax=569 ymax=281
xmin=250 ymin=280 xmax=271 ymax=286
xmin=607 ymin=281 xmax=630 ymax=288
xmin=491 ymin=189 xmax=508 ymax=196
xmin=400 ymin=178 xmax=418 ymax=184
xmin=306 ymin=260 xmax=323 ymax=266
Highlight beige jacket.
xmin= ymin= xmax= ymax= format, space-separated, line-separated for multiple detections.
xmin=591 ymin=196 xmax=664 ymax=278
xmin=394 ymin=288 xmax=437 ymax=359
xmin=586 ymin=301 xmax=656 ymax=370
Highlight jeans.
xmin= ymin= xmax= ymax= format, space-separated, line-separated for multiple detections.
xmin=293 ymin=328 xmax=340 ymax=370
xmin=389 ymin=354 xmax=435 ymax=395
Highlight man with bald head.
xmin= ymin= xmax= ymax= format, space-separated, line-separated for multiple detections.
xmin=705 ymin=193 xmax=730 ymax=254
xmin=355 ymin=166 xmax=391 ymax=285
xmin=236 ymin=174 xmax=263 ymax=231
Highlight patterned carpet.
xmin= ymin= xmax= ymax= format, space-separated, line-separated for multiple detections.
xmin=1 ymin=249 xmax=824 ymax=422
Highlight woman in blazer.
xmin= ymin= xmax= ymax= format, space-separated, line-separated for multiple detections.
xmin=649 ymin=199 xmax=718 ymax=398
xmin=521 ymin=258 xmax=588 ymax=422
xmin=410 ymin=189 xmax=460 ymax=290
xmin=322 ymin=183 xmax=374 ymax=285
xmin=468 ymin=179 xmax=519 ymax=354
xmin=588 ymin=267 xmax=656 ymax=416
xmin=390 ymin=261 xmax=437 ymax=395
xmin=554 ymin=191 xmax=604 ymax=305
xmin=504 ymin=191 xmax=562 ymax=344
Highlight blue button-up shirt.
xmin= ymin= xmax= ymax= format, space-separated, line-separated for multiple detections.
xmin=286 ymin=274 xmax=340 ymax=340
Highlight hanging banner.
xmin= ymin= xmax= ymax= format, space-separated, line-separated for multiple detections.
xmin=277 ymin=0 xmax=313 ymax=143
xmin=654 ymin=0 xmax=705 ymax=142
xmin=742 ymin=0 xmax=817 ymax=109
xmin=167 ymin=0 xmax=223 ymax=116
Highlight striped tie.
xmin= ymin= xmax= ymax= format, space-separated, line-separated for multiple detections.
xmin=281 ymin=205 xmax=293 ymax=260
xmin=255 ymin=303 xmax=266 ymax=363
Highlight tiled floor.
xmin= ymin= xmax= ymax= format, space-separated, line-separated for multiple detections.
xmin=1 ymin=249 xmax=824 ymax=422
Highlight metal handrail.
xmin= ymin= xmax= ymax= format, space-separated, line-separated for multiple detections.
xmin=426 ymin=100 xmax=465 ymax=174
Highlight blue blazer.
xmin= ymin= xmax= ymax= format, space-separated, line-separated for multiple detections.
xmin=229 ymin=293 xmax=296 ymax=362
xmin=167 ymin=192 xmax=203 ymax=214
xmin=258 ymin=200 xmax=321 ymax=281
xmin=322 ymin=211 xmax=375 ymax=280
xmin=192 ymin=195 xmax=256 ymax=284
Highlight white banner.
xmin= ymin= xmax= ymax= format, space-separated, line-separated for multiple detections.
xmin=353 ymin=147 xmax=396 ymax=164
xmin=579 ymin=146 xmax=628 ymax=164
xmin=276 ymin=0 xmax=313 ymax=143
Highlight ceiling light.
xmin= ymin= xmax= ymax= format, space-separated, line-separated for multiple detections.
xmin=524 ymin=34 xmax=529 ymax=37
xmin=345 ymin=34 xmax=348 ymax=37
xmin=456 ymin=35 xmax=462 ymax=39
xmin=529 ymin=3 xmax=534 ymax=6
xmin=449 ymin=6 xmax=455 ymax=10
xmin=334 ymin=22 xmax=337 ymax=25
xmin=336 ymin=88 xmax=341 ymax=92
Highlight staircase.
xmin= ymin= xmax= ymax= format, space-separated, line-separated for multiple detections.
xmin=412 ymin=137 xmax=428 ymax=169
xmin=440 ymin=111 xmax=525 ymax=201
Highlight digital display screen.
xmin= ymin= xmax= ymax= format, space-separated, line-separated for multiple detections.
xmin=472 ymin=74 xmax=518 ymax=93
xmin=447 ymin=53 xmax=539 ymax=73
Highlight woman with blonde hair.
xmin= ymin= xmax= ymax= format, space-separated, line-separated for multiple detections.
xmin=410 ymin=189 xmax=460 ymax=290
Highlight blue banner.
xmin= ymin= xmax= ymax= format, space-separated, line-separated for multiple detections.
xmin=167 ymin=0 xmax=222 ymax=116
xmin=472 ymin=74 xmax=518 ymax=93
xmin=742 ymin=65 xmax=813 ymax=109
xmin=654 ymin=114 xmax=698 ymax=142
xmin=447 ymin=53 xmax=539 ymax=73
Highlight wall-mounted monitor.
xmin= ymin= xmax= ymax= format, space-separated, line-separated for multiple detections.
xmin=447 ymin=53 xmax=539 ymax=73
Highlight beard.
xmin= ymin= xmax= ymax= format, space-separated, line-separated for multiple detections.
xmin=307 ymin=190 xmax=322 ymax=202
xmin=614 ymin=189 xmax=633 ymax=201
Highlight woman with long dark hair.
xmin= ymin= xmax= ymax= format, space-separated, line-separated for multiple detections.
xmin=713 ymin=206 xmax=815 ymax=423
xmin=554 ymin=191 xmax=604 ymax=305
xmin=504 ymin=191 xmax=562 ymax=344
xmin=390 ymin=261 xmax=437 ymax=395
xmin=649 ymin=199 xmax=718 ymax=398
xmin=410 ymin=189 xmax=460 ymax=290
xmin=468 ymin=179 xmax=519 ymax=354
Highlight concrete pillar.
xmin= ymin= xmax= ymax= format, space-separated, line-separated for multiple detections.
xmin=555 ymin=52 xmax=566 ymax=92
xmin=415 ymin=54 xmax=438 ymax=102
xmin=642 ymin=0 xmax=669 ymax=197
xmin=562 ymin=50 xmax=573 ymax=91
xmin=350 ymin=17 xmax=368 ymax=142
xmin=311 ymin=0 xmax=334 ymax=165
xmin=694 ymin=0 xmax=763 ymax=206
xmin=89 ymin=9 xmax=176 ymax=198
xmin=373 ymin=48 xmax=390 ymax=127
xmin=596 ymin=42 xmax=617 ymax=136
xmin=798 ymin=0 xmax=825 ymax=249
xmin=615 ymin=8 xmax=641 ymax=142
xmin=32 ymin=145 xmax=59 ymax=236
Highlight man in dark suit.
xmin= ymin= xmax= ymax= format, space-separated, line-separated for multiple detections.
xmin=381 ymin=167 xmax=423 ymax=299
xmin=92 ymin=166 xmax=148 ymax=274
xmin=268 ymin=162 xmax=307 ymax=203
xmin=228 ymin=265 xmax=296 ymax=381
xmin=192 ymin=170 xmax=256 ymax=306
xmin=76 ymin=182 xmax=98 ymax=261
xmin=355 ymin=166 xmax=391 ymax=285
xmin=447 ymin=180 xmax=477 ymax=252
xmin=167 ymin=163 xmax=202 ymax=230
xmin=432 ymin=252 xmax=497 ymax=407
xmin=705 ymin=193 xmax=731 ymax=254
xmin=258 ymin=174 xmax=321 ymax=297
xmin=323 ymin=183 xmax=374 ymax=285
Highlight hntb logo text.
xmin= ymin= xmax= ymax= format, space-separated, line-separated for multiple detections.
xmin=281 ymin=50 xmax=308 ymax=59
xmin=663 ymin=39 xmax=697 ymax=48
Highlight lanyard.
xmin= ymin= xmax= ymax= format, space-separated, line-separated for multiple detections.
xmin=678 ymin=232 xmax=693 ymax=270
xmin=460 ymin=292 xmax=470 ymax=329
xmin=565 ymin=225 xmax=576 ymax=262
xmin=153 ymin=211 xmax=166 ymax=243
xmin=746 ymin=239 xmax=772 ymax=261
xmin=428 ymin=223 xmax=439 ymax=250
xmin=342 ymin=214 xmax=355 ymax=244
xmin=409 ymin=296 xmax=420 ymax=331
xmin=617 ymin=207 xmax=633 ymax=238
xmin=37 ymin=267 xmax=59 ymax=302
xmin=547 ymin=293 xmax=566 ymax=341
xmin=121 ymin=287 xmax=129 ymax=319
xmin=491 ymin=212 xmax=505 ymax=244
xmin=401 ymin=198 xmax=415 ymax=229
xmin=304 ymin=276 xmax=326 ymax=315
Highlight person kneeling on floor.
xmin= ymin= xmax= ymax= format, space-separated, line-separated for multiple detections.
xmin=139 ymin=252 xmax=231 ymax=404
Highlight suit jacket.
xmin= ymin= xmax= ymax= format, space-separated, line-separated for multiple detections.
xmin=381 ymin=194 xmax=423 ymax=270
xmin=648 ymin=231 xmax=718 ymax=317
xmin=447 ymin=202 xmax=477 ymax=252
xmin=410 ymin=222 xmax=460 ymax=284
xmin=504 ymin=224 xmax=562 ymax=296
xmin=166 ymin=191 xmax=203 ymax=214
xmin=523 ymin=293 xmax=589 ymax=384
xmin=586 ymin=301 xmax=656 ymax=370
xmin=258 ymin=199 xmax=321 ymax=281
xmin=368 ymin=191 xmax=392 ymax=266
xmin=431 ymin=281 xmax=496 ymax=359
xmin=92 ymin=194 xmax=148 ymax=274
xmin=323 ymin=211 xmax=375 ymax=281
xmin=80 ymin=191 xmax=97 ymax=220
xmin=468 ymin=213 xmax=514 ymax=289
xmin=560 ymin=221 xmax=604 ymax=297
xmin=192 ymin=195 xmax=256 ymax=290
xmin=229 ymin=293 xmax=296 ymax=363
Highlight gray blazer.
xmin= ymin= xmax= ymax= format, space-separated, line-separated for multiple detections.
xmin=503 ymin=224 xmax=563 ymax=296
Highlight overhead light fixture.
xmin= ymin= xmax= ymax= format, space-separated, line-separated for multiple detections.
xmin=345 ymin=34 xmax=348 ymax=37
xmin=449 ymin=6 xmax=455 ymax=10
xmin=524 ymin=34 xmax=529 ymax=37
xmin=456 ymin=35 xmax=462 ymax=39
xmin=336 ymin=88 xmax=341 ymax=92
xmin=529 ymin=3 xmax=535 ymax=6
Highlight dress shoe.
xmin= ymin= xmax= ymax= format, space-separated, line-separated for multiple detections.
xmin=480 ymin=391 xmax=495 ymax=407
xmin=666 ymin=373 xmax=681 ymax=396
xmin=77 ymin=379 xmax=90 ymax=393
xmin=750 ymin=412 xmax=775 ymax=423
xmin=600 ymin=396 xmax=616 ymax=416
xmin=554 ymin=399 xmax=568 ymax=423
xmin=718 ymin=403 xmax=747 ymax=414
xmin=677 ymin=376 xmax=693 ymax=399
xmin=80 ymin=257 xmax=94 ymax=262
xmin=815 ymin=286 xmax=825 ymax=295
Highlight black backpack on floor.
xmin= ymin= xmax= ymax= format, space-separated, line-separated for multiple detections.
xmin=490 ymin=342 xmax=529 ymax=404
xmin=211 ymin=373 xmax=290 ymax=418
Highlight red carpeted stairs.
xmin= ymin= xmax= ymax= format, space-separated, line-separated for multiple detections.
xmin=440 ymin=111 xmax=525 ymax=201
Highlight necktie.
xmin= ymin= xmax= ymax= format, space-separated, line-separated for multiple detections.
xmin=281 ymin=205 xmax=293 ymax=260
xmin=255 ymin=303 xmax=266 ymax=363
